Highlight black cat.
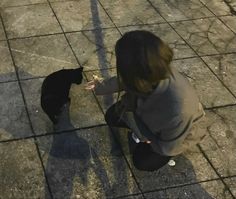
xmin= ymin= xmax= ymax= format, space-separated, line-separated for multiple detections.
xmin=41 ymin=67 xmax=83 ymax=124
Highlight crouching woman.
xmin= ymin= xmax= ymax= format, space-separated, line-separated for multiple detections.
xmin=86 ymin=30 xmax=206 ymax=171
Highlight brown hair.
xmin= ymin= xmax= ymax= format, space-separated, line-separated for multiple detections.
xmin=115 ymin=30 xmax=173 ymax=94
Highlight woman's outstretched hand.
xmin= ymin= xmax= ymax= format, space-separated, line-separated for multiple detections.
xmin=85 ymin=75 xmax=102 ymax=90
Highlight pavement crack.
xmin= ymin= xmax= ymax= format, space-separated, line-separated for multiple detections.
xmin=223 ymin=0 xmax=236 ymax=15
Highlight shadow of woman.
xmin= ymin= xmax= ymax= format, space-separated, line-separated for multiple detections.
xmin=44 ymin=103 xmax=112 ymax=199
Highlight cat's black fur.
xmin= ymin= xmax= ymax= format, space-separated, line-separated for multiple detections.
xmin=41 ymin=67 xmax=83 ymax=124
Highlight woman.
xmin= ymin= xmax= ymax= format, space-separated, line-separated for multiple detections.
xmin=86 ymin=30 xmax=206 ymax=171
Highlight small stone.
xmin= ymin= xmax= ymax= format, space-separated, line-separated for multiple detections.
xmin=168 ymin=159 xmax=176 ymax=166
xmin=35 ymin=110 xmax=39 ymax=113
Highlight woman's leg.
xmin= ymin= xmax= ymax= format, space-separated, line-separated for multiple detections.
xmin=132 ymin=143 xmax=171 ymax=171
xmin=105 ymin=102 xmax=129 ymax=128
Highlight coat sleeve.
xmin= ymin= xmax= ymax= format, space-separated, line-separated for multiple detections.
xmin=94 ymin=76 xmax=124 ymax=95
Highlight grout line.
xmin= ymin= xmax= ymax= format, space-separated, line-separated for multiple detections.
xmin=4 ymin=15 xmax=233 ymax=42
xmin=97 ymin=0 xmax=122 ymax=36
xmin=141 ymin=177 xmax=232 ymax=195
xmin=197 ymin=144 xmax=235 ymax=198
xmin=0 ymin=2 xmax=48 ymax=9
xmin=0 ymin=78 xmax=19 ymax=84
xmin=198 ymin=0 xmax=236 ymax=35
xmin=0 ymin=11 xmax=54 ymax=199
xmin=46 ymin=0 xmax=82 ymax=66
xmin=1 ymin=48 xmax=236 ymax=84
xmin=8 ymin=31 xmax=66 ymax=41
xmin=146 ymin=0 xmax=236 ymax=100
xmin=204 ymin=103 xmax=236 ymax=110
xmin=7 ymin=26 xmax=117 ymax=41
xmin=112 ymin=174 xmax=236 ymax=199
xmin=109 ymin=192 xmax=144 ymax=199
xmin=222 ymin=0 xmax=236 ymax=15
xmin=0 ymin=123 xmax=108 ymax=144
xmin=110 ymin=176 xmax=226 ymax=199
xmin=222 ymin=175 xmax=236 ymax=180
xmin=146 ymin=1 xmax=236 ymax=197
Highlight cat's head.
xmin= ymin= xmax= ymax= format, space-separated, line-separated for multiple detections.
xmin=71 ymin=67 xmax=83 ymax=84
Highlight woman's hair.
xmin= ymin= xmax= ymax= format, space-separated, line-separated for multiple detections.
xmin=115 ymin=30 xmax=173 ymax=94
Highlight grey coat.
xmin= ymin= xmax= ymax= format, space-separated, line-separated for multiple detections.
xmin=94 ymin=67 xmax=206 ymax=156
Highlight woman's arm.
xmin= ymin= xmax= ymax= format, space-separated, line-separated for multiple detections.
xmin=85 ymin=76 xmax=124 ymax=95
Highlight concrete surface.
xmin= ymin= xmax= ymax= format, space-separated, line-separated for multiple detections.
xmin=0 ymin=0 xmax=236 ymax=199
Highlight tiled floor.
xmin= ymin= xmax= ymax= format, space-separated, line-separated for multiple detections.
xmin=0 ymin=0 xmax=236 ymax=199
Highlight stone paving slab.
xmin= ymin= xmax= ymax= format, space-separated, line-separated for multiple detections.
xmin=37 ymin=127 xmax=140 ymax=199
xmin=118 ymin=24 xmax=197 ymax=59
xmin=224 ymin=177 xmax=236 ymax=198
xmin=0 ymin=139 xmax=48 ymax=199
xmin=0 ymin=21 xmax=6 ymax=41
xmin=202 ymin=54 xmax=236 ymax=96
xmin=66 ymin=28 xmax=121 ymax=71
xmin=0 ymin=81 xmax=32 ymax=141
xmin=200 ymin=0 xmax=232 ymax=15
xmin=99 ymin=0 xmax=164 ymax=26
xmin=1 ymin=3 xmax=62 ymax=38
xmin=220 ymin=15 xmax=236 ymax=33
xmin=199 ymin=107 xmax=236 ymax=177
xmin=144 ymin=180 xmax=234 ymax=199
xmin=0 ymin=41 xmax=16 ymax=82
xmin=149 ymin=0 xmax=214 ymax=21
xmin=173 ymin=57 xmax=236 ymax=107
xmin=171 ymin=17 xmax=236 ymax=56
xmin=50 ymin=0 xmax=115 ymax=32
xmin=10 ymin=34 xmax=78 ymax=79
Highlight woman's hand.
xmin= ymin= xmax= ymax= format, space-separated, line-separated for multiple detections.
xmin=85 ymin=75 xmax=102 ymax=90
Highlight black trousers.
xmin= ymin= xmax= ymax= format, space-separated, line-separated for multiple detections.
xmin=105 ymin=103 xmax=171 ymax=172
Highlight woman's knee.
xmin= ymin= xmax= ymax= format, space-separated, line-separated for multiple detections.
xmin=105 ymin=104 xmax=118 ymax=126
xmin=133 ymin=157 xmax=150 ymax=171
